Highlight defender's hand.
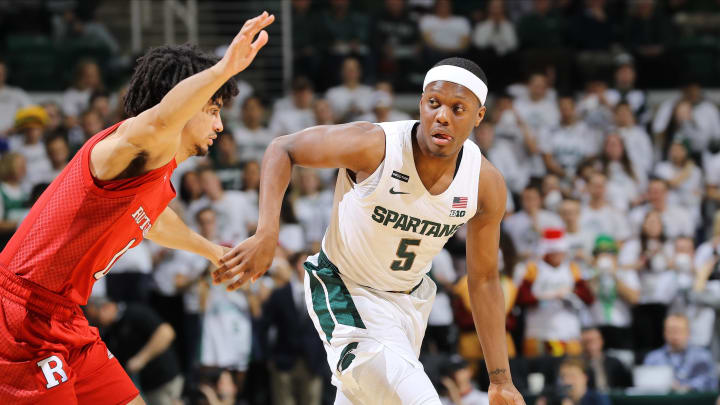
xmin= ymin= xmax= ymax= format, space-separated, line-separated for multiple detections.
xmin=216 ymin=11 xmax=275 ymax=77
xmin=489 ymin=382 xmax=525 ymax=405
xmin=212 ymin=232 xmax=277 ymax=290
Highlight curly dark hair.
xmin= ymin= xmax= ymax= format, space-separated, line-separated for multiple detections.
xmin=123 ymin=44 xmax=239 ymax=117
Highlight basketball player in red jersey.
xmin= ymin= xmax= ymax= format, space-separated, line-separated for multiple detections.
xmin=0 ymin=12 xmax=274 ymax=405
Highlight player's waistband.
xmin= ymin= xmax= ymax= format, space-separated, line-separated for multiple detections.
xmin=317 ymin=250 xmax=422 ymax=295
xmin=0 ymin=265 xmax=82 ymax=320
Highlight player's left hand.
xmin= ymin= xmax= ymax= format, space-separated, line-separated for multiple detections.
xmin=213 ymin=231 xmax=277 ymax=290
xmin=488 ymin=381 xmax=525 ymax=405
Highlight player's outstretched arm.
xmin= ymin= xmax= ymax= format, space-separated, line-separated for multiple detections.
xmin=120 ymin=12 xmax=274 ymax=162
xmin=213 ymin=122 xmax=386 ymax=290
xmin=466 ymin=158 xmax=525 ymax=405
xmin=146 ymin=206 xmax=226 ymax=267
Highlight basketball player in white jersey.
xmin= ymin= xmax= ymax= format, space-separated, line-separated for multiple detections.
xmin=215 ymin=57 xmax=525 ymax=405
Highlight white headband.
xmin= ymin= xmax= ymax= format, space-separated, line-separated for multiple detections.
xmin=423 ymin=65 xmax=488 ymax=105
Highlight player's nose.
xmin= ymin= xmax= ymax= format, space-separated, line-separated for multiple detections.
xmin=435 ymin=105 xmax=450 ymax=125
xmin=214 ymin=116 xmax=224 ymax=133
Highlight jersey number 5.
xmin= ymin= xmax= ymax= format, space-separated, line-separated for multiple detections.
xmin=93 ymin=239 xmax=136 ymax=279
xmin=391 ymin=238 xmax=421 ymax=271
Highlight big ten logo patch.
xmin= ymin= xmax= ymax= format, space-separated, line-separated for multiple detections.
xmin=449 ymin=210 xmax=466 ymax=218
xmin=37 ymin=355 xmax=68 ymax=389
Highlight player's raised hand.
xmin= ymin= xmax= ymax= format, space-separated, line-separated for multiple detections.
xmin=212 ymin=232 xmax=277 ymax=290
xmin=216 ymin=11 xmax=275 ymax=77
xmin=488 ymin=382 xmax=525 ymax=405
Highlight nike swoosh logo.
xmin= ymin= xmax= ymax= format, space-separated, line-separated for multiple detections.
xmin=389 ymin=187 xmax=410 ymax=195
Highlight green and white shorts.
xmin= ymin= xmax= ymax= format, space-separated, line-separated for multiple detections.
xmin=303 ymin=251 xmax=440 ymax=404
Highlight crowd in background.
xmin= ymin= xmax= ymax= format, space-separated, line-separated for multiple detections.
xmin=2 ymin=0 xmax=720 ymax=405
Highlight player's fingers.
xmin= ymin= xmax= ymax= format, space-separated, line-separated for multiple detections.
xmin=227 ymin=269 xmax=255 ymax=291
xmin=240 ymin=11 xmax=267 ymax=34
xmin=250 ymin=266 xmax=269 ymax=283
xmin=250 ymin=30 xmax=269 ymax=53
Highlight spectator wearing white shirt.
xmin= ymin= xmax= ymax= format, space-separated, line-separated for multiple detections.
xmin=9 ymin=106 xmax=53 ymax=195
xmin=580 ymin=173 xmax=632 ymax=244
xmin=503 ymin=184 xmax=564 ymax=260
xmin=559 ymin=198 xmax=596 ymax=267
xmin=424 ymin=249 xmax=457 ymax=353
xmin=238 ymin=160 xmax=260 ymax=228
xmin=588 ymin=235 xmax=640 ymax=350
xmin=0 ymin=59 xmax=32 ymax=134
xmin=269 ymin=76 xmax=315 ymax=136
xmin=605 ymin=60 xmax=647 ymax=122
xmin=689 ymin=215 xmax=720 ymax=358
xmin=0 ymin=152 xmax=28 ymax=235
xmin=473 ymin=122 xmax=518 ymax=213
xmin=541 ymin=96 xmax=600 ymax=181
xmin=355 ymin=89 xmax=411 ymax=123
xmin=419 ymin=0 xmax=471 ymax=66
xmin=325 ymin=57 xmax=374 ymax=122
xmin=513 ymin=72 xmax=560 ymax=177
xmin=489 ymin=93 xmax=537 ymax=195
xmin=61 ymin=59 xmax=104 ymax=125
xmin=312 ymin=98 xmax=336 ymax=126
xmin=105 ymin=240 xmax=155 ymax=304
xmin=577 ymin=79 xmax=614 ymax=133
xmin=293 ymin=168 xmax=333 ymax=251
xmin=704 ymin=149 xmax=720 ymax=232
xmin=233 ymin=96 xmax=274 ymax=163
xmin=471 ymin=0 xmax=518 ymax=89
xmin=654 ymin=139 xmax=703 ymax=227
xmin=629 ymin=178 xmax=694 ymax=240
xmin=600 ymin=132 xmax=646 ymax=209
xmin=439 ymin=355 xmax=489 ymax=405
xmin=177 ymin=170 xmax=204 ymax=219
xmin=33 ymin=133 xmax=70 ymax=187
xmin=211 ymin=131 xmax=244 ymax=190
xmin=614 ymin=102 xmax=654 ymax=176
xmin=652 ymin=82 xmax=720 ymax=161
xmin=189 ymin=168 xmax=252 ymax=246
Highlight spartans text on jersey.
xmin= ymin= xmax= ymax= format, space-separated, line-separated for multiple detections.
xmin=371 ymin=206 xmax=461 ymax=237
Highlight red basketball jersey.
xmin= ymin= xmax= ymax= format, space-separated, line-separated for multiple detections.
xmin=0 ymin=121 xmax=177 ymax=305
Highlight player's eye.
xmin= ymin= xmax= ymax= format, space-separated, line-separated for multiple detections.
xmin=453 ymin=105 xmax=465 ymax=113
xmin=429 ymin=98 xmax=439 ymax=107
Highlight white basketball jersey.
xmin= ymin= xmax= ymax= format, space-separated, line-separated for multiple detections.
xmin=321 ymin=120 xmax=483 ymax=292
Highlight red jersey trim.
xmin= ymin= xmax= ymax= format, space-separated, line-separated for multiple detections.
xmin=81 ymin=121 xmax=178 ymax=199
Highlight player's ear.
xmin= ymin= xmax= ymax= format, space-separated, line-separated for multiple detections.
xmin=475 ymin=106 xmax=486 ymax=127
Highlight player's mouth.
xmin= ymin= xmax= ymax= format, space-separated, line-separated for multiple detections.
xmin=431 ymin=131 xmax=453 ymax=146
xmin=208 ymin=134 xmax=217 ymax=146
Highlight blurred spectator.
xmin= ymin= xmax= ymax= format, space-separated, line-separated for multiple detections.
xmin=68 ymin=109 xmax=104 ymax=151
xmin=516 ymin=0 xmax=566 ymax=49
xmin=588 ymin=235 xmax=639 ymax=349
xmin=439 ymin=355 xmax=489 ymax=405
xmin=263 ymin=251 xmax=325 ymax=405
xmin=471 ymin=0 xmax=518 ymax=88
xmin=425 ymin=249 xmax=458 ymax=354
xmin=419 ymin=0 xmax=471 ymax=66
xmin=654 ymin=138 xmax=703 ymax=226
xmin=569 ymin=0 xmax=614 ymax=51
xmin=40 ymin=133 xmax=70 ymax=183
xmin=503 ymin=184 xmax=563 ymax=260
xmin=614 ymin=102 xmax=654 ymax=176
xmin=513 ymin=72 xmax=560 ymax=177
xmin=577 ymin=79 xmax=614 ymax=133
xmin=178 ymin=170 xmax=204 ymax=217
xmin=652 ymin=82 xmax=720 ymax=160
xmin=581 ymin=328 xmax=633 ymax=391
xmin=211 ymin=131 xmax=243 ymax=190
xmin=61 ymin=59 xmax=104 ymax=123
xmin=239 ymin=160 xmax=260 ymax=228
xmin=88 ymin=90 xmax=113 ymax=126
xmin=0 ymin=152 xmax=28 ymax=233
xmin=559 ymin=198 xmax=595 ymax=266
xmin=269 ymin=77 xmax=316 ymax=136
xmin=51 ymin=7 xmax=119 ymax=54
xmin=9 ymin=105 xmax=53 ymax=194
xmin=356 ymin=86 xmax=411 ymax=123
xmin=472 ymin=123 xmax=517 ymax=212
xmin=87 ymin=297 xmax=183 ymax=405
xmin=541 ymin=96 xmax=600 ymax=180
xmin=629 ymin=179 xmax=694 ymax=239
xmin=315 ymin=0 xmax=371 ymax=88
xmin=105 ymin=240 xmax=154 ymax=304
xmin=312 ymin=98 xmax=336 ymax=126
xmin=643 ymin=313 xmax=718 ymax=392
xmin=189 ymin=167 xmax=252 ymax=245
xmin=291 ymin=0 xmax=320 ymax=81
xmin=233 ymin=96 xmax=274 ymax=163
xmin=515 ymin=228 xmax=594 ymax=357
xmin=689 ymin=215 xmax=720 ymax=358
xmin=552 ymin=358 xmax=611 ymax=405
xmin=600 ymin=133 xmax=646 ymax=209
xmin=622 ymin=0 xmax=672 ymax=88
xmin=0 ymin=59 xmax=32 ymax=134
xmin=41 ymin=101 xmax=65 ymax=134
xmin=605 ymin=60 xmax=647 ymax=121
xmin=372 ymin=0 xmax=421 ymax=90
xmin=490 ymin=94 xmax=537 ymax=195
xmin=293 ymin=168 xmax=333 ymax=251
xmin=278 ymin=193 xmax=306 ymax=254
xmin=325 ymin=57 xmax=374 ymax=122
xmin=580 ymin=173 xmax=632 ymax=244
xmin=192 ymin=367 xmax=238 ymax=405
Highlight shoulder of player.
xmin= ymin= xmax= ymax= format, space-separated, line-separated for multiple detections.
xmin=474 ymin=156 xmax=507 ymax=219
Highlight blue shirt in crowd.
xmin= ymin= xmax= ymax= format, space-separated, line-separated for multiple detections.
xmin=644 ymin=345 xmax=718 ymax=392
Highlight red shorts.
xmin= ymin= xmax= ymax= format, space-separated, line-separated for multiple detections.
xmin=0 ymin=266 xmax=139 ymax=404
